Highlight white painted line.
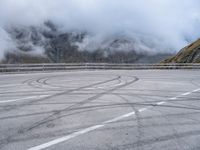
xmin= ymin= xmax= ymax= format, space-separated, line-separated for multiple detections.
xmin=157 ymin=101 xmax=166 ymax=105
xmin=27 ymin=88 xmax=200 ymax=150
xmin=27 ymin=125 xmax=105 ymax=150
xmin=87 ymin=81 xmax=124 ymax=90
xmin=96 ymin=83 xmax=123 ymax=89
xmin=104 ymin=111 xmax=135 ymax=124
xmin=0 ymin=95 xmax=50 ymax=103
xmin=77 ymin=125 xmax=105 ymax=134
xmin=181 ymin=92 xmax=191 ymax=96
xmin=122 ymin=112 xmax=136 ymax=118
xmin=193 ymin=88 xmax=200 ymax=92
xmin=28 ymin=111 xmax=136 ymax=150
xmin=138 ymin=108 xmax=148 ymax=112
xmin=0 ymin=84 xmax=21 ymax=88
xmin=169 ymin=97 xmax=178 ymax=100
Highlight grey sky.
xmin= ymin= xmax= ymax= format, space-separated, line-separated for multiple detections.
xmin=0 ymin=0 xmax=200 ymax=59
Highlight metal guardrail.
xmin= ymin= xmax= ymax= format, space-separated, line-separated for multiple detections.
xmin=0 ymin=63 xmax=200 ymax=73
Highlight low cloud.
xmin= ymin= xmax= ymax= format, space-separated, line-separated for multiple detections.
xmin=0 ymin=0 xmax=200 ymax=58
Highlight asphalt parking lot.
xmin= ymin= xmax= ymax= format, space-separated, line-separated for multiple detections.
xmin=0 ymin=70 xmax=200 ymax=150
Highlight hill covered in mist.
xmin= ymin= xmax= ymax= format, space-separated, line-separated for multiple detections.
xmin=1 ymin=0 xmax=200 ymax=64
xmin=1 ymin=22 xmax=172 ymax=64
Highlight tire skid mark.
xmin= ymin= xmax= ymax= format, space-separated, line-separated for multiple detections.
xmin=25 ymin=76 xmax=138 ymax=131
xmin=0 ymin=75 xmax=138 ymax=148
xmin=0 ymin=75 xmax=121 ymax=112
xmin=117 ymin=95 xmax=144 ymax=150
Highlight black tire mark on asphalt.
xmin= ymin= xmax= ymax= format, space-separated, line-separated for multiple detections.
xmin=2 ymin=102 xmax=200 ymax=148
xmin=151 ymin=105 xmax=186 ymax=149
xmin=25 ymin=76 xmax=139 ymax=131
xmin=0 ymin=75 xmax=121 ymax=113
xmin=117 ymin=95 xmax=144 ymax=150
xmin=111 ymin=128 xmax=200 ymax=149
xmin=0 ymin=75 xmax=138 ymax=148
xmin=190 ymin=78 xmax=200 ymax=87
xmin=2 ymin=102 xmax=200 ymax=121
xmin=3 ymin=74 xmax=200 ymax=149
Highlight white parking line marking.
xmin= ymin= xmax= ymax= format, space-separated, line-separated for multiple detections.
xmin=181 ymin=92 xmax=191 ymax=96
xmin=138 ymin=108 xmax=148 ymax=112
xmin=96 ymin=83 xmax=124 ymax=89
xmin=169 ymin=97 xmax=178 ymax=100
xmin=27 ymin=88 xmax=200 ymax=150
xmin=0 ymin=95 xmax=50 ymax=103
xmin=104 ymin=112 xmax=136 ymax=124
xmin=157 ymin=101 xmax=166 ymax=105
xmin=27 ymin=125 xmax=105 ymax=150
xmin=0 ymin=84 xmax=21 ymax=88
xmin=193 ymin=88 xmax=200 ymax=92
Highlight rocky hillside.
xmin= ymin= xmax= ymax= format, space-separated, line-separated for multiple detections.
xmin=163 ymin=39 xmax=200 ymax=63
xmin=1 ymin=22 xmax=172 ymax=64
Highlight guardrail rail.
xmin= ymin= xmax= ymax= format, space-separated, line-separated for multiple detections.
xmin=0 ymin=63 xmax=200 ymax=73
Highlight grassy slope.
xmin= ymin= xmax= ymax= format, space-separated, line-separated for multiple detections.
xmin=163 ymin=39 xmax=200 ymax=63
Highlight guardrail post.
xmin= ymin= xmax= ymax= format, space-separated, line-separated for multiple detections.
xmin=18 ymin=64 xmax=20 ymax=73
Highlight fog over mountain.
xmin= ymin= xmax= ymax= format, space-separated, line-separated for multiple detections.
xmin=0 ymin=0 xmax=200 ymax=62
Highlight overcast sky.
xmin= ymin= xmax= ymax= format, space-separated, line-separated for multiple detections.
xmin=0 ymin=0 xmax=200 ymax=59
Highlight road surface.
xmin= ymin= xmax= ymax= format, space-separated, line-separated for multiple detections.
xmin=0 ymin=70 xmax=200 ymax=150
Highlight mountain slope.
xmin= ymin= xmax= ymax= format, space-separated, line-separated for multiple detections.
xmin=1 ymin=22 xmax=172 ymax=64
xmin=163 ymin=39 xmax=200 ymax=63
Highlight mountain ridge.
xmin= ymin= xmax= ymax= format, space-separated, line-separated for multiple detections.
xmin=163 ymin=39 xmax=200 ymax=63
xmin=1 ymin=22 xmax=172 ymax=64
